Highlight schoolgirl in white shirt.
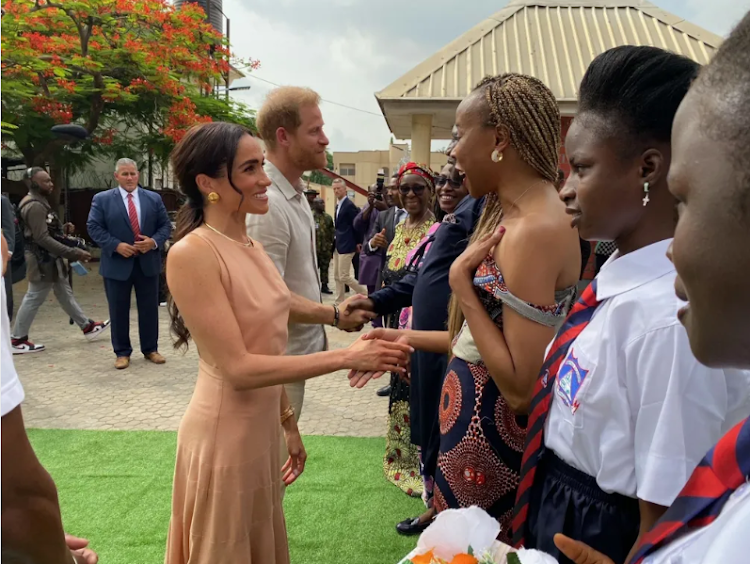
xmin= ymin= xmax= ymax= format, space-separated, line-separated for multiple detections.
xmin=511 ymin=45 xmax=750 ymax=564
xmin=553 ymin=12 xmax=750 ymax=564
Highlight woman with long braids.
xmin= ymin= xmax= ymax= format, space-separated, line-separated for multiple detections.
xmin=163 ymin=122 xmax=412 ymax=564
xmin=355 ymin=73 xmax=581 ymax=539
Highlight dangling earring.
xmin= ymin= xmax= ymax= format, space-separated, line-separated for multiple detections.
xmin=491 ymin=149 xmax=503 ymax=163
xmin=207 ymin=192 xmax=220 ymax=204
xmin=642 ymin=182 xmax=650 ymax=207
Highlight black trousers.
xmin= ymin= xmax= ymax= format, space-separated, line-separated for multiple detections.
xmin=526 ymin=450 xmax=640 ymax=564
xmin=103 ymin=259 xmax=159 ymax=358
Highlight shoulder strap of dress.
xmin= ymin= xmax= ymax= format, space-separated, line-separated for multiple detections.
xmin=495 ymin=285 xmax=576 ymax=329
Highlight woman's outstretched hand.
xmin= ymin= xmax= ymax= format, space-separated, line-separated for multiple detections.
xmin=347 ymin=328 xmax=410 ymax=388
xmin=553 ymin=534 xmax=616 ymax=564
xmin=345 ymin=330 xmax=412 ymax=382
xmin=449 ymin=225 xmax=506 ymax=292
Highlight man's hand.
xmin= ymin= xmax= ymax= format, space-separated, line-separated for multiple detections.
xmin=338 ymin=294 xmax=377 ymax=331
xmin=116 ymin=242 xmax=138 ymax=258
xmin=134 ymin=235 xmax=156 ymax=253
xmin=356 ymin=243 xmax=363 ymax=254
xmin=344 ymin=296 xmax=375 ymax=316
xmin=75 ymin=249 xmax=92 ymax=263
xmin=63 ymin=222 xmax=76 ymax=235
xmin=370 ymin=228 xmax=388 ymax=250
xmin=66 ymin=534 xmax=98 ymax=564
xmin=553 ymin=534 xmax=615 ymax=564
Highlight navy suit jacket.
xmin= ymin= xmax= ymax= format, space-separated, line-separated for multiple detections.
xmin=334 ymin=196 xmax=360 ymax=254
xmin=87 ymin=187 xmax=171 ymax=281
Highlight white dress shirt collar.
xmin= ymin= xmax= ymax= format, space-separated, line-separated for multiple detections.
xmin=118 ymin=185 xmax=139 ymax=200
xmin=596 ymin=238 xmax=674 ymax=301
xmin=264 ymin=161 xmax=303 ymax=201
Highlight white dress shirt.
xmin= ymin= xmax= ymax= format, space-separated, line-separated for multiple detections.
xmin=246 ymin=161 xmax=326 ymax=357
xmin=119 ymin=186 xmax=141 ymax=227
xmin=544 ymin=239 xmax=750 ymax=506
xmin=645 ymin=481 xmax=750 ymax=563
xmin=1 ymin=280 xmax=24 ymax=416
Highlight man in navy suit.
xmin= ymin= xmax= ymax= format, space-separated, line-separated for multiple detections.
xmin=87 ymin=158 xmax=171 ymax=370
xmin=332 ymin=178 xmax=367 ymax=304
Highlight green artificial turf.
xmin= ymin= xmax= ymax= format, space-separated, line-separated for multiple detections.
xmin=28 ymin=429 xmax=423 ymax=564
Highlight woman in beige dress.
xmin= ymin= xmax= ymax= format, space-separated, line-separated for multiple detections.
xmin=164 ymin=122 xmax=412 ymax=564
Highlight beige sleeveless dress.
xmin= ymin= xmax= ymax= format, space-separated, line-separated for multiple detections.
xmin=165 ymin=227 xmax=291 ymax=564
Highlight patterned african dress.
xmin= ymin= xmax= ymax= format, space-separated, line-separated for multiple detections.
xmin=434 ymin=255 xmax=576 ymax=543
xmin=382 ymin=217 xmax=436 ymax=497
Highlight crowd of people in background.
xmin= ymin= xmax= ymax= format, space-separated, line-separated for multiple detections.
xmin=4 ymin=9 xmax=750 ymax=564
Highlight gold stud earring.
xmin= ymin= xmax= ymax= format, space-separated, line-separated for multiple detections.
xmin=207 ymin=192 xmax=220 ymax=204
xmin=491 ymin=149 xmax=503 ymax=163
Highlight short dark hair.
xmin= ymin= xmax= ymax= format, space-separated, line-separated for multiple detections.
xmin=25 ymin=166 xmax=46 ymax=180
xmin=694 ymin=11 xmax=750 ymax=213
xmin=578 ymin=46 xmax=699 ymax=148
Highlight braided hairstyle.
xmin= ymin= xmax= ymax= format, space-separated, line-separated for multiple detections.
xmin=447 ymin=73 xmax=561 ymax=342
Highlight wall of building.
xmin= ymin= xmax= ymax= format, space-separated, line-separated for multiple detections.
xmin=333 ymin=144 xmax=448 ymax=191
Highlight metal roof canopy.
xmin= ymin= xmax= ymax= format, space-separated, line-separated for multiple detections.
xmin=376 ymin=0 xmax=723 ymax=140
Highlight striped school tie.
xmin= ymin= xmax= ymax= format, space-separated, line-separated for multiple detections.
xmin=629 ymin=416 xmax=750 ymax=563
xmin=511 ymin=280 xmax=601 ymax=547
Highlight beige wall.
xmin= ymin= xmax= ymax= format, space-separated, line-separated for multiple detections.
xmin=333 ymin=144 xmax=448 ymax=191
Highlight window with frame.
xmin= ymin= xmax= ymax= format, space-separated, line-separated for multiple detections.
xmin=339 ymin=163 xmax=356 ymax=176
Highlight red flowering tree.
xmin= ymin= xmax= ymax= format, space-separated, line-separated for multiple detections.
xmin=1 ymin=0 xmax=258 ymax=202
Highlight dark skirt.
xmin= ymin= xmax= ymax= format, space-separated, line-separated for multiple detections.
xmin=434 ymin=356 xmax=527 ymax=544
xmin=526 ymin=451 xmax=640 ymax=564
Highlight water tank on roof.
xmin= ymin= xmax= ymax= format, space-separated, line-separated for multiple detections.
xmin=175 ymin=0 xmax=223 ymax=34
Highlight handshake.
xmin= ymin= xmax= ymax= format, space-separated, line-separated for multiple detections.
xmin=338 ymin=295 xmax=411 ymax=389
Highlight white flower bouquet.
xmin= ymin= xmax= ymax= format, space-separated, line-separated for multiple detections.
xmin=398 ymin=507 xmax=558 ymax=564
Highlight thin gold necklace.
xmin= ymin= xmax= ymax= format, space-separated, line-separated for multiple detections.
xmin=500 ymin=179 xmax=549 ymax=218
xmin=204 ymin=222 xmax=254 ymax=247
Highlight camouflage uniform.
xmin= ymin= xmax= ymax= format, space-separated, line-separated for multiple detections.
xmin=313 ymin=209 xmax=334 ymax=288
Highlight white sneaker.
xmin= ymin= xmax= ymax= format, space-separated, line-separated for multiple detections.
xmin=82 ymin=320 xmax=111 ymax=341
xmin=11 ymin=338 xmax=46 ymax=355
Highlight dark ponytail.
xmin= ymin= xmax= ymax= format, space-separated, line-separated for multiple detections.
xmin=168 ymin=121 xmax=252 ymax=350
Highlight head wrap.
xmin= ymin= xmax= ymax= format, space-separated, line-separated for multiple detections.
xmin=397 ymin=162 xmax=435 ymax=191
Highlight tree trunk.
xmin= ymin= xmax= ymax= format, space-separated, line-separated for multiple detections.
xmin=48 ymin=158 xmax=65 ymax=218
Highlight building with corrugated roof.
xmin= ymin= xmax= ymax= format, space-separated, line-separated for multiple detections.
xmin=376 ymin=0 xmax=723 ymax=168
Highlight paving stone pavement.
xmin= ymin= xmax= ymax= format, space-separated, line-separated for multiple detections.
xmin=11 ymin=271 xmax=391 ymax=437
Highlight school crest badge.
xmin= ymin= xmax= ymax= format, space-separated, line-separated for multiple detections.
xmin=556 ymin=351 xmax=589 ymax=414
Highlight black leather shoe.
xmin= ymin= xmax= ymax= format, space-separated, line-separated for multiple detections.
xmin=376 ymin=384 xmax=392 ymax=397
xmin=321 ymin=285 xmax=333 ymax=294
xmin=396 ymin=516 xmax=434 ymax=536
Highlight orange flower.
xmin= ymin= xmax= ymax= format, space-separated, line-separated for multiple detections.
xmin=449 ymin=554 xmax=478 ymax=564
xmin=411 ymin=551 xmax=436 ymax=564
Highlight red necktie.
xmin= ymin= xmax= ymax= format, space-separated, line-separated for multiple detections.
xmin=511 ymin=280 xmax=601 ymax=547
xmin=629 ymin=417 xmax=750 ymax=563
xmin=127 ymin=193 xmax=141 ymax=238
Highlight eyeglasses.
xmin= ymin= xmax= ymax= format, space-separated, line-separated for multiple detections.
xmin=435 ymin=175 xmax=464 ymax=189
xmin=399 ymin=184 xmax=428 ymax=196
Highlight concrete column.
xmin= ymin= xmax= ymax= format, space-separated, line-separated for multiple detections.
xmin=411 ymin=114 xmax=433 ymax=165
